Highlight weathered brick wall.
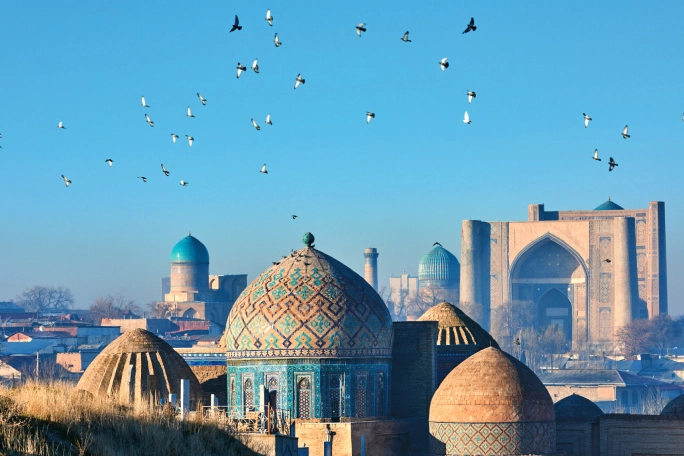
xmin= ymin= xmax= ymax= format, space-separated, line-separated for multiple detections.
xmin=598 ymin=414 xmax=684 ymax=456
xmin=556 ymin=419 xmax=597 ymax=456
xmin=189 ymin=365 xmax=227 ymax=405
xmin=236 ymin=434 xmax=299 ymax=456
xmin=391 ymin=321 xmax=437 ymax=419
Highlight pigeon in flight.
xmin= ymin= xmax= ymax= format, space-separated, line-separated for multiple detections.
xmin=61 ymin=174 xmax=71 ymax=187
xmin=180 ymin=180 xmax=188 ymax=186
xmin=251 ymin=118 xmax=261 ymax=131
xmin=467 ymin=91 xmax=476 ymax=104
xmin=592 ymin=149 xmax=601 ymax=161
xmin=236 ymin=63 xmax=246 ymax=78
xmin=145 ymin=114 xmax=154 ymax=127
xmin=171 ymin=133 xmax=179 ymax=143
xmin=621 ymin=125 xmax=630 ymax=139
xmin=439 ymin=57 xmax=449 ymax=71
xmin=186 ymin=135 xmax=194 ymax=147
xmin=274 ymin=33 xmax=282 ymax=47
xmin=604 ymin=259 xmax=612 ymax=263
xmin=252 ymin=58 xmax=259 ymax=73
xmin=230 ymin=15 xmax=242 ymax=32
xmin=366 ymin=112 xmax=375 ymax=124
xmin=138 ymin=176 xmax=147 ymax=182
xmin=187 ymin=106 xmax=194 ymax=118
xmin=197 ymin=93 xmax=206 ymax=105
xmin=105 ymin=159 xmax=113 ymax=167
xmin=463 ymin=111 xmax=471 ymax=124
xmin=463 ymin=17 xmax=476 ymax=34
xmin=583 ymin=113 xmax=592 ymax=128
xmin=58 ymin=121 xmax=66 ymax=129
xmin=433 ymin=242 xmax=442 ymax=246
xmin=265 ymin=114 xmax=272 ymax=125
xmin=292 ymin=215 xmax=298 ymax=219
xmin=141 ymin=96 xmax=149 ymax=108
xmin=401 ymin=31 xmax=411 ymax=42
xmin=161 ymin=164 xmax=170 ymax=176
xmin=294 ymin=74 xmax=305 ymax=89
xmin=265 ymin=9 xmax=273 ymax=26
xmin=608 ymin=157 xmax=618 ymax=171
xmin=260 ymin=164 xmax=268 ymax=174
xmin=356 ymin=23 xmax=367 ymax=37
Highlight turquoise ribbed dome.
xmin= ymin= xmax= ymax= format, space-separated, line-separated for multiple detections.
xmin=170 ymin=235 xmax=209 ymax=263
xmin=418 ymin=245 xmax=460 ymax=285
xmin=594 ymin=199 xmax=624 ymax=211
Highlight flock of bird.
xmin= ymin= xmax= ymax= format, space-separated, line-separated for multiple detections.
xmin=0 ymin=11 xmax=681 ymax=189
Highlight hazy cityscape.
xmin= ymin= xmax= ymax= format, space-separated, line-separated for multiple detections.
xmin=2 ymin=2 xmax=684 ymax=456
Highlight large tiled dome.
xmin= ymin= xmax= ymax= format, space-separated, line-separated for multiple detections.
xmin=170 ymin=234 xmax=209 ymax=263
xmin=418 ymin=302 xmax=497 ymax=348
xmin=429 ymin=347 xmax=556 ymax=455
xmin=77 ymin=329 xmax=203 ymax=405
xmin=226 ymin=233 xmax=393 ymax=359
xmin=418 ymin=245 xmax=460 ymax=287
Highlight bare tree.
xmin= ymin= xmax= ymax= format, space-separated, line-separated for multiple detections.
xmin=14 ymin=286 xmax=74 ymax=313
xmin=89 ymin=293 xmax=141 ymax=323
xmin=146 ymin=300 xmax=174 ymax=318
xmin=540 ymin=325 xmax=567 ymax=369
xmin=650 ymin=314 xmax=681 ymax=356
xmin=616 ymin=318 xmax=659 ymax=356
xmin=491 ymin=300 xmax=535 ymax=353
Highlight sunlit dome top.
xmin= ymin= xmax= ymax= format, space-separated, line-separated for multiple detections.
xmin=170 ymin=234 xmax=209 ymax=263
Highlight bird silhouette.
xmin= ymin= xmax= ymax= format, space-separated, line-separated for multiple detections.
xmin=515 ymin=337 xmax=521 ymax=346
xmin=230 ymin=15 xmax=242 ymax=32
xmin=58 ymin=121 xmax=66 ymax=129
xmin=439 ymin=57 xmax=449 ymax=71
xmin=401 ymin=31 xmax=411 ymax=42
xmin=186 ymin=106 xmax=194 ymax=118
xmin=161 ymin=164 xmax=170 ymax=176
xmin=274 ymin=33 xmax=282 ymax=47
xmin=463 ymin=111 xmax=471 ymax=124
xmin=294 ymin=74 xmax=305 ymax=89
xmin=467 ymin=91 xmax=477 ymax=104
xmin=105 ymin=159 xmax=113 ymax=167
xmin=138 ymin=176 xmax=147 ymax=182
xmin=236 ymin=63 xmax=247 ymax=78
xmin=197 ymin=93 xmax=206 ymax=105
xmin=609 ymin=157 xmax=618 ymax=171
xmin=252 ymin=58 xmax=259 ymax=73
xmin=583 ymin=113 xmax=592 ymax=128
xmin=356 ymin=23 xmax=366 ymax=37
xmin=366 ymin=112 xmax=375 ymax=124
xmin=141 ymin=96 xmax=149 ymax=108
xmin=251 ymin=118 xmax=261 ymax=131
xmin=145 ymin=114 xmax=154 ymax=127
xmin=171 ymin=133 xmax=179 ymax=143
xmin=292 ymin=215 xmax=298 ymax=219
xmin=266 ymin=114 xmax=272 ymax=125
xmin=604 ymin=259 xmax=612 ymax=263
xmin=260 ymin=164 xmax=268 ymax=174
xmin=621 ymin=125 xmax=630 ymax=139
xmin=592 ymin=149 xmax=601 ymax=161
xmin=265 ymin=9 xmax=273 ymax=26
xmin=61 ymin=175 xmax=71 ymax=187
xmin=180 ymin=180 xmax=188 ymax=186
xmin=186 ymin=135 xmax=194 ymax=147
xmin=463 ymin=17 xmax=476 ymax=34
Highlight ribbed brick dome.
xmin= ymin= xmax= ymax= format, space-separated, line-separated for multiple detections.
xmin=77 ymin=329 xmax=203 ymax=405
xmin=418 ymin=245 xmax=460 ymax=287
xmin=418 ymin=302 xmax=497 ymax=348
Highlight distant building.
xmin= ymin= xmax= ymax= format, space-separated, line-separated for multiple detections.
xmin=418 ymin=244 xmax=460 ymax=303
xmin=388 ymin=271 xmax=418 ymax=320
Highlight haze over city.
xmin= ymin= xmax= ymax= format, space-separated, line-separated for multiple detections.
xmin=1 ymin=1 xmax=683 ymax=311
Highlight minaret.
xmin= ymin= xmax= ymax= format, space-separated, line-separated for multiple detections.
xmin=364 ymin=248 xmax=379 ymax=291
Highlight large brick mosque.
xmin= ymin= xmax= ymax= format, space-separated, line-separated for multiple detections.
xmin=73 ymin=199 xmax=684 ymax=456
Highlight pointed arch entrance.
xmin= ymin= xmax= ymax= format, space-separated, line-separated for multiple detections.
xmin=537 ymin=288 xmax=573 ymax=341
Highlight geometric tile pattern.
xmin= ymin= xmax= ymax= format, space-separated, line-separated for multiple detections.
xmin=428 ymin=421 xmax=556 ymax=455
xmin=226 ymin=245 xmax=393 ymax=359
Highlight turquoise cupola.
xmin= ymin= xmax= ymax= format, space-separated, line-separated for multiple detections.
xmin=170 ymin=234 xmax=210 ymax=263
xmin=594 ymin=197 xmax=624 ymax=211
xmin=418 ymin=244 xmax=461 ymax=303
xmin=169 ymin=233 xmax=210 ymax=294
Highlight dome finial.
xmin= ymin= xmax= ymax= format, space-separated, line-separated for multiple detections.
xmin=188 ymin=230 xmax=191 ymax=236
xmin=302 ymin=232 xmax=315 ymax=247
xmin=608 ymin=196 xmax=610 ymax=201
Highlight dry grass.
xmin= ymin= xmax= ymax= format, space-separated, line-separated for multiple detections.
xmin=0 ymin=380 xmax=261 ymax=456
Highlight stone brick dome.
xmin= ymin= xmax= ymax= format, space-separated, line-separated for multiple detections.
xmin=554 ymin=393 xmax=604 ymax=419
xmin=418 ymin=244 xmax=460 ymax=287
xmin=429 ymin=347 xmax=556 ymax=455
xmin=77 ymin=329 xmax=203 ymax=405
xmin=661 ymin=394 xmax=684 ymax=416
xmin=417 ymin=302 xmax=498 ymax=348
xmin=226 ymin=233 xmax=393 ymax=359
xmin=170 ymin=234 xmax=209 ymax=263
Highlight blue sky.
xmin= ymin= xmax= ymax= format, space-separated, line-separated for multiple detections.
xmin=1 ymin=2 xmax=683 ymax=312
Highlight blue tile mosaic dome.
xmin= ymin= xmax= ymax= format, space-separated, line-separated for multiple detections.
xmin=226 ymin=234 xmax=394 ymax=359
xmin=418 ymin=245 xmax=460 ymax=284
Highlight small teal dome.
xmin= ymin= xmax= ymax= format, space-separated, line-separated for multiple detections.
xmin=419 ymin=245 xmax=460 ymax=285
xmin=595 ymin=198 xmax=624 ymax=211
xmin=170 ymin=235 xmax=209 ymax=263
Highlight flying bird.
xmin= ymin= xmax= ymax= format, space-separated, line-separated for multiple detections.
xmin=141 ymin=96 xmax=149 ymax=108
xmin=294 ymin=74 xmax=305 ymax=89
xmin=251 ymin=118 xmax=261 ymax=131
xmin=439 ymin=57 xmax=449 ymax=71
xmin=145 ymin=114 xmax=154 ymax=127
xmin=161 ymin=164 xmax=170 ymax=176
xmin=604 ymin=259 xmax=612 ymax=263
xmin=356 ymin=23 xmax=367 ymax=37
xmin=230 ymin=15 xmax=242 ymax=32
xmin=61 ymin=174 xmax=71 ymax=187
xmin=171 ymin=133 xmax=179 ymax=143
xmin=292 ymin=215 xmax=298 ymax=219
xmin=433 ymin=242 xmax=442 ymax=246
xmin=583 ymin=113 xmax=592 ymax=128
xmin=463 ymin=111 xmax=471 ymax=124
xmin=274 ymin=33 xmax=282 ymax=47
xmin=105 ymin=159 xmax=113 ymax=167
xmin=265 ymin=9 xmax=273 ymax=26
xmin=621 ymin=125 xmax=630 ymax=139
xmin=180 ymin=180 xmax=188 ymax=186
xmin=467 ymin=91 xmax=476 ymax=104
xmin=0 ymin=133 xmax=2 ymax=138
xmin=197 ymin=93 xmax=206 ymax=105
xmin=265 ymin=114 xmax=272 ymax=125
xmin=58 ymin=121 xmax=66 ymax=129
xmin=366 ymin=112 xmax=375 ymax=124
xmin=592 ymin=149 xmax=601 ymax=161
xmin=186 ymin=106 xmax=194 ymax=118
xmin=236 ymin=63 xmax=246 ymax=78
xmin=608 ymin=157 xmax=618 ymax=171
xmin=260 ymin=164 xmax=268 ymax=174
xmin=138 ymin=176 xmax=147 ymax=182
xmin=401 ymin=31 xmax=411 ymax=42
xmin=515 ymin=337 xmax=521 ymax=346
xmin=186 ymin=135 xmax=194 ymax=147
xmin=252 ymin=58 xmax=259 ymax=73
xmin=462 ymin=17 xmax=476 ymax=34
